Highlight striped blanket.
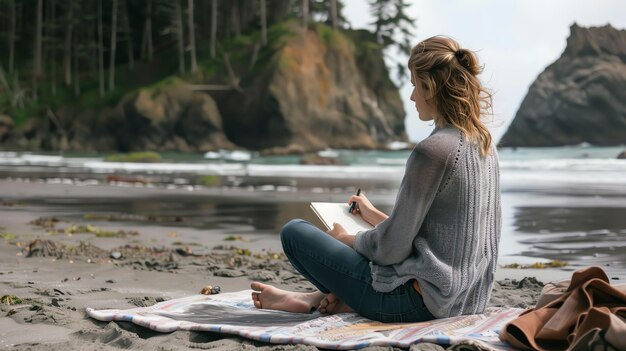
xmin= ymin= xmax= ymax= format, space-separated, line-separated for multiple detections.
xmin=86 ymin=290 xmax=525 ymax=350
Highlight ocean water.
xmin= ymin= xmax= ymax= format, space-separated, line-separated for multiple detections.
xmin=0 ymin=145 xmax=625 ymax=277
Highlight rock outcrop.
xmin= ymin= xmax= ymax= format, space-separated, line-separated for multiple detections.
xmin=499 ymin=24 xmax=626 ymax=147
xmin=1 ymin=24 xmax=406 ymax=153
xmin=5 ymin=80 xmax=235 ymax=152
xmin=218 ymin=25 xmax=406 ymax=153
xmin=108 ymin=80 xmax=236 ymax=152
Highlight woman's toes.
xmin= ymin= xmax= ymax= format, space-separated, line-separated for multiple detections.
xmin=250 ymin=281 xmax=266 ymax=291
xmin=319 ymin=297 xmax=328 ymax=308
xmin=325 ymin=293 xmax=338 ymax=304
xmin=318 ymin=297 xmax=334 ymax=314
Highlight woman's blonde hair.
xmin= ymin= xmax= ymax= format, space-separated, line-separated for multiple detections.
xmin=408 ymin=36 xmax=493 ymax=156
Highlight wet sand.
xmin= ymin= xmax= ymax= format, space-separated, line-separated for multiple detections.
xmin=0 ymin=178 xmax=623 ymax=350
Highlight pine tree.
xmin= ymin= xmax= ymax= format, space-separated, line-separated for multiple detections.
xmin=49 ymin=0 xmax=57 ymax=95
xmin=32 ymin=0 xmax=43 ymax=99
xmin=175 ymin=0 xmax=185 ymax=74
xmin=370 ymin=0 xmax=414 ymax=52
xmin=260 ymin=0 xmax=267 ymax=46
xmin=210 ymin=0 xmax=217 ymax=58
xmin=370 ymin=0 xmax=416 ymax=81
xmin=188 ymin=0 xmax=197 ymax=72
xmin=63 ymin=0 xmax=74 ymax=87
xmin=7 ymin=0 xmax=16 ymax=74
xmin=330 ymin=0 xmax=337 ymax=30
xmin=109 ymin=0 xmax=118 ymax=91
xmin=140 ymin=0 xmax=153 ymax=62
xmin=97 ymin=0 xmax=104 ymax=97
xmin=122 ymin=0 xmax=134 ymax=70
xmin=309 ymin=0 xmax=346 ymax=28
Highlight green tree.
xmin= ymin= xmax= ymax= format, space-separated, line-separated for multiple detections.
xmin=210 ymin=0 xmax=217 ymax=58
xmin=97 ymin=0 xmax=104 ymax=96
xmin=370 ymin=0 xmax=415 ymax=81
xmin=309 ymin=0 xmax=346 ymax=29
xmin=122 ymin=0 xmax=134 ymax=70
xmin=140 ymin=0 xmax=154 ymax=62
xmin=109 ymin=0 xmax=118 ymax=91
xmin=188 ymin=0 xmax=197 ymax=72
xmin=33 ymin=0 xmax=43 ymax=99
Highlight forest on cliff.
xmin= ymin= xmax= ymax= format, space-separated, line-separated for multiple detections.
xmin=0 ymin=0 xmax=415 ymax=153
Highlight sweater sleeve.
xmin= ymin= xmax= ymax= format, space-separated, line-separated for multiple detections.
xmin=354 ymin=138 xmax=452 ymax=266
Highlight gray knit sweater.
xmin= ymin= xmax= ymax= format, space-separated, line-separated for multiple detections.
xmin=354 ymin=125 xmax=501 ymax=319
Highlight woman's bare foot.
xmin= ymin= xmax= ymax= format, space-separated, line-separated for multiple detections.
xmin=318 ymin=293 xmax=354 ymax=314
xmin=250 ymin=282 xmax=325 ymax=314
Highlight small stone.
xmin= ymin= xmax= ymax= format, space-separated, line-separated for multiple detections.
xmin=110 ymin=251 xmax=122 ymax=259
xmin=62 ymin=278 xmax=68 ymax=282
xmin=200 ymin=285 xmax=213 ymax=295
xmin=105 ymin=279 xmax=116 ymax=284
xmin=28 ymin=281 xmax=34 ymax=284
xmin=210 ymin=288 xmax=218 ymax=294
xmin=51 ymin=298 xmax=60 ymax=307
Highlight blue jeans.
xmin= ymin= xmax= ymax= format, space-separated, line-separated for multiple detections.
xmin=280 ymin=219 xmax=435 ymax=323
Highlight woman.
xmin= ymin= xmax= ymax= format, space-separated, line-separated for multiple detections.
xmin=251 ymin=36 xmax=500 ymax=323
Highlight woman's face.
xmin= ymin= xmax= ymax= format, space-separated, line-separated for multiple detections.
xmin=410 ymin=73 xmax=436 ymax=122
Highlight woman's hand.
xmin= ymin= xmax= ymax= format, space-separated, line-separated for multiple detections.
xmin=348 ymin=192 xmax=388 ymax=226
xmin=327 ymin=223 xmax=355 ymax=248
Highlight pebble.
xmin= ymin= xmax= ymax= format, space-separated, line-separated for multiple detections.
xmin=110 ymin=251 xmax=122 ymax=259
xmin=200 ymin=285 xmax=221 ymax=295
xmin=105 ymin=279 xmax=116 ymax=284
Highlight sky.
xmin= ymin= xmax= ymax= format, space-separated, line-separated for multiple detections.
xmin=342 ymin=0 xmax=626 ymax=143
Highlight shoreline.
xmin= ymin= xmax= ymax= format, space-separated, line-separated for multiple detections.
xmin=1 ymin=179 xmax=625 ymax=349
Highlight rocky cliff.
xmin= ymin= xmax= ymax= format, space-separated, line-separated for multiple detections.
xmin=218 ymin=25 xmax=406 ymax=153
xmin=499 ymin=24 xmax=626 ymax=147
xmin=0 ymin=23 xmax=406 ymax=154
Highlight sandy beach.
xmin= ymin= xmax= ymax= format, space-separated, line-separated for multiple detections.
xmin=0 ymin=178 xmax=620 ymax=350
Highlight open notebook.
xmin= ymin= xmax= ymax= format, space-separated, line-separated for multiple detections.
xmin=310 ymin=202 xmax=374 ymax=235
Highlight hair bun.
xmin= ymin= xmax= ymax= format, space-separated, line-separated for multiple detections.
xmin=454 ymin=49 xmax=479 ymax=75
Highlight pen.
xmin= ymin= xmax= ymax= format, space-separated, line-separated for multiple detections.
xmin=349 ymin=188 xmax=361 ymax=213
